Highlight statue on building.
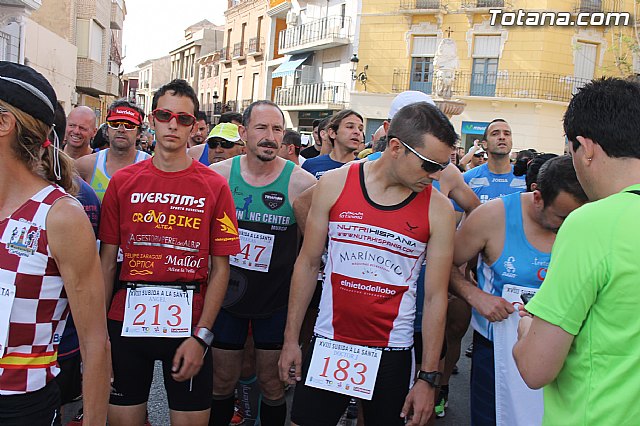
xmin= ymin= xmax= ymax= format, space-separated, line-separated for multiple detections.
xmin=434 ymin=38 xmax=458 ymax=100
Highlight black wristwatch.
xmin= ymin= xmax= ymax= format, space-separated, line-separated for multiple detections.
xmin=192 ymin=326 xmax=214 ymax=348
xmin=416 ymin=370 xmax=441 ymax=387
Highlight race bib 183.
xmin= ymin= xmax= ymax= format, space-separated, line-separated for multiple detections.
xmin=305 ymin=337 xmax=382 ymax=400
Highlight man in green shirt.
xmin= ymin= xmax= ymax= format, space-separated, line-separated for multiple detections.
xmin=513 ymin=77 xmax=640 ymax=425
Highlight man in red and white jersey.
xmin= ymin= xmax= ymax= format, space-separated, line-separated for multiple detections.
xmin=279 ymin=102 xmax=457 ymax=426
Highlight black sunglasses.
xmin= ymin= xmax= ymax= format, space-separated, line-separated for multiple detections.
xmin=396 ymin=138 xmax=450 ymax=173
xmin=208 ymin=138 xmax=239 ymax=149
xmin=152 ymin=109 xmax=196 ymax=126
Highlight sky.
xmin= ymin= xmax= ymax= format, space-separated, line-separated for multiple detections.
xmin=121 ymin=0 xmax=226 ymax=73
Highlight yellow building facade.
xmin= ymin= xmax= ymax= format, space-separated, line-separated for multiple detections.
xmin=351 ymin=0 xmax=638 ymax=153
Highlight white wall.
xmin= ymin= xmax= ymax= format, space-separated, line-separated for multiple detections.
xmin=24 ymin=18 xmax=77 ymax=113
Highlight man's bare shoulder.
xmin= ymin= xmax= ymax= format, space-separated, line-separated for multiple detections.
xmin=290 ymin=166 xmax=318 ymax=197
xmin=439 ymin=163 xmax=464 ymax=194
xmin=463 ymin=197 xmax=505 ymax=229
xmin=209 ymin=157 xmax=234 ymax=180
xmin=74 ymin=152 xmax=98 ymax=181
xmin=187 ymin=144 xmax=205 ymax=159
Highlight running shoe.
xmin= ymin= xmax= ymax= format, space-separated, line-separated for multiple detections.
xmin=434 ymin=389 xmax=449 ymax=419
xmin=230 ymin=399 xmax=245 ymax=425
xmin=465 ymin=342 xmax=473 ymax=358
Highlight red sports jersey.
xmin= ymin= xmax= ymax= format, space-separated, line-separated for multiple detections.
xmin=315 ymin=163 xmax=432 ymax=348
xmin=99 ymin=159 xmax=240 ymax=324
xmin=0 ymin=186 xmax=69 ymax=395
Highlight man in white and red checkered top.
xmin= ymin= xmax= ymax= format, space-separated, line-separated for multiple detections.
xmin=0 ymin=62 xmax=110 ymax=425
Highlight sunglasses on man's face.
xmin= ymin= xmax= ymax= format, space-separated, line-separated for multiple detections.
xmin=107 ymin=121 xmax=138 ymax=131
xmin=208 ymin=138 xmax=239 ymax=149
xmin=152 ymin=109 xmax=196 ymax=126
xmin=396 ymin=138 xmax=450 ymax=173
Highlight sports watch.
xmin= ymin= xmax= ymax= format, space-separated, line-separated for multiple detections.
xmin=192 ymin=326 xmax=214 ymax=348
xmin=416 ymin=370 xmax=441 ymax=387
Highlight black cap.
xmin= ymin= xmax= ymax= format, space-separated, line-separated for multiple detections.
xmin=0 ymin=61 xmax=57 ymax=126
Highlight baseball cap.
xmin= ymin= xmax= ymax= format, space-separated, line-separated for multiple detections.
xmin=388 ymin=90 xmax=436 ymax=120
xmin=206 ymin=123 xmax=241 ymax=142
xmin=107 ymin=106 xmax=143 ymax=125
xmin=0 ymin=61 xmax=57 ymax=126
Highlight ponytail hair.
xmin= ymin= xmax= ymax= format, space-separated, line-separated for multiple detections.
xmin=0 ymin=100 xmax=78 ymax=194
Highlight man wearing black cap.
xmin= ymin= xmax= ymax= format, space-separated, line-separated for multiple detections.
xmin=0 ymin=61 xmax=110 ymax=425
xmin=75 ymin=99 xmax=150 ymax=202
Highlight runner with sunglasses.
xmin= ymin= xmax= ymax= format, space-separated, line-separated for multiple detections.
xmin=279 ymin=102 xmax=457 ymax=426
xmin=76 ymin=99 xmax=150 ymax=202
xmin=99 ymin=79 xmax=240 ymax=426
xmin=187 ymin=122 xmax=245 ymax=166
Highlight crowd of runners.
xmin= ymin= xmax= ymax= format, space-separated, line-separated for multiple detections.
xmin=1 ymin=60 xmax=640 ymax=426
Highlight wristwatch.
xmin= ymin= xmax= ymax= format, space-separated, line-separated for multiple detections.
xmin=416 ymin=370 xmax=441 ymax=387
xmin=192 ymin=326 xmax=214 ymax=348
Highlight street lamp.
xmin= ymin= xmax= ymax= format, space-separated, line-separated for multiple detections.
xmin=350 ymin=53 xmax=359 ymax=80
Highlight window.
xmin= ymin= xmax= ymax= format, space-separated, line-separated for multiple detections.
xmin=341 ymin=4 xmax=346 ymax=28
xmin=410 ymin=36 xmax=437 ymax=94
xmin=200 ymin=67 xmax=206 ymax=79
xmin=90 ymin=20 xmax=104 ymax=62
xmin=207 ymin=65 xmax=212 ymax=78
xmin=0 ymin=31 xmax=11 ymax=61
xmin=573 ymin=42 xmax=597 ymax=93
xmin=470 ymin=35 xmax=500 ymax=96
xmin=252 ymin=73 xmax=260 ymax=102
xmin=236 ymin=75 xmax=243 ymax=108
xmin=213 ymin=64 xmax=219 ymax=77
xmin=257 ymin=16 xmax=263 ymax=40
xmin=77 ymin=19 xmax=104 ymax=63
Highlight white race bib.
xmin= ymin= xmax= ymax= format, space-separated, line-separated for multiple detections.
xmin=122 ymin=286 xmax=193 ymax=338
xmin=0 ymin=282 xmax=16 ymax=355
xmin=305 ymin=338 xmax=382 ymax=400
xmin=494 ymin=284 xmax=543 ymax=426
xmin=230 ymin=229 xmax=274 ymax=273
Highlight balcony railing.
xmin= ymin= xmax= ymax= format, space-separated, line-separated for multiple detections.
xmin=219 ymin=47 xmax=231 ymax=63
xmin=241 ymin=99 xmax=253 ymax=112
xmin=278 ymin=15 xmax=351 ymax=53
xmin=400 ymin=0 xmax=441 ymax=10
xmin=462 ymin=0 xmax=504 ymax=8
xmin=273 ymin=82 xmax=347 ymax=107
xmin=248 ymin=37 xmax=264 ymax=56
xmin=224 ymin=100 xmax=237 ymax=112
xmin=392 ymin=70 xmax=592 ymax=102
xmin=233 ymin=42 xmax=246 ymax=60
xmin=574 ymin=0 xmax=621 ymax=13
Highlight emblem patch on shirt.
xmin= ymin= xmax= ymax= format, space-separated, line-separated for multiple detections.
xmin=217 ymin=212 xmax=239 ymax=236
xmin=262 ymin=191 xmax=285 ymax=210
xmin=6 ymin=219 xmax=41 ymax=258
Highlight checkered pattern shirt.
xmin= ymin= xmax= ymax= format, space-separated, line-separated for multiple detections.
xmin=0 ymin=185 xmax=69 ymax=395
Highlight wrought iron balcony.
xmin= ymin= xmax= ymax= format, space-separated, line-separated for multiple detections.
xmin=248 ymin=37 xmax=264 ymax=56
xmin=224 ymin=100 xmax=237 ymax=112
xmin=219 ymin=47 xmax=231 ymax=64
xmin=273 ymin=82 xmax=347 ymax=107
xmin=461 ymin=0 xmax=505 ymax=8
xmin=241 ymin=99 xmax=253 ymax=112
xmin=232 ymin=42 xmax=246 ymax=60
xmin=392 ymin=69 xmax=592 ymax=102
xmin=399 ymin=0 xmax=441 ymax=11
xmin=278 ymin=16 xmax=352 ymax=55
xmin=573 ymin=0 xmax=621 ymax=13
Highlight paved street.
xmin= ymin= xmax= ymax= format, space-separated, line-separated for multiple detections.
xmin=62 ymin=329 xmax=472 ymax=425
xmin=147 ymin=329 xmax=473 ymax=426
